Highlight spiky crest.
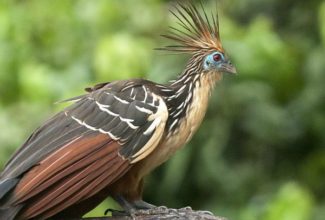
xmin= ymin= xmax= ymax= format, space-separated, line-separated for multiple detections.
xmin=160 ymin=1 xmax=223 ymax=53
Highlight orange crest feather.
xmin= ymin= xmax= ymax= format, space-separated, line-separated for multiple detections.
xmin=160 ymin=1 xmax=223 ymax=53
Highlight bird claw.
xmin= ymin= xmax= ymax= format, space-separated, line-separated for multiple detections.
xmin=132 ymin=200 xmax=157 ymax=210
xmin=105 ymin=208 xmax=128 ymax=216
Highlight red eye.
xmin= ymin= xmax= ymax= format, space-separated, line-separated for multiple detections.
xmin=213 ymin=53 xmax=222 ymax=62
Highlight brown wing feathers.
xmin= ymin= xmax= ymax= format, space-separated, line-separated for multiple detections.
xmin=0 ymin=80 xmax=169 ymax=219
xmin=2 ymin=112 xmax=86 ymax=179
xmin=14 ymin=133 xmax=114 ymax=202
xmin=16 ymin=134 xmax=129 ymax=219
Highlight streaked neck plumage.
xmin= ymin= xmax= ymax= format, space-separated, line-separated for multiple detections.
xmin=162 ymin=53 xmax=222 ymax=133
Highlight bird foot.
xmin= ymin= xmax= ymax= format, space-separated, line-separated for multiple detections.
xmin=132 ymin=200 xmax=157 ymax=210
xmin=105 ymin=208 xmax=128 ymax=216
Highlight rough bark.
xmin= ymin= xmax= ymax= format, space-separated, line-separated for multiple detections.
xmin=73 ymin=207 xmax=227 ymax=220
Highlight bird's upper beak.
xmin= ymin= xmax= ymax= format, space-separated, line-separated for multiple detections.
xmin=220 ymin=61 xmax=237 ymax=74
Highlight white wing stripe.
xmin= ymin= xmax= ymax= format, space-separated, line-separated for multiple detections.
xmin=96 ymin=101 xmax=109 ymax=108
xmin=96 ymin=101 xmax=139 ymax=129
xmin=121 ymin=118 xmax=139 ymax=129
xmin=71 ymin=116 xmax=119 ymax=140
xmin=131 ymin=95 xmax=168 ymax=163
xmin=144 ymin=118 xmax=160 ymax=135
xmin=97 ymin=103 xmax=118 ymax=117
xmin=114 ymin=95 xmax=129 ymax=104
xmin=142 ymin=85 xmax=148 ymax=102
xmin=136 ymin=106 xmax=153 ymax=114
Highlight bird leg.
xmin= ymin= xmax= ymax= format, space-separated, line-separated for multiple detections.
xmin=131 ymin=200 xmax=156 ymax=209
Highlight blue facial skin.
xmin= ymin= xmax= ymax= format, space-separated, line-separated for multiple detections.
xmin=203 ymin=51 xmax=237 ymax=74
xmin=203 ymin=51 xmax=225 ymax=71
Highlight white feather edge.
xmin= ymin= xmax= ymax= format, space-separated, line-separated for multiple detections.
xmin=130 ymin=95 xmax=168 ymax=164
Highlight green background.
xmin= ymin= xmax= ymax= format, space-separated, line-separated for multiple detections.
xmin=0 ymin=0 xmax=324 ymax=219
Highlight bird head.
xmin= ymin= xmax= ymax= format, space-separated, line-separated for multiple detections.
xmin=160 ymin=1 xmax=236 ymax=75
xmin=203 ymin=51 xmax=236 ymax=74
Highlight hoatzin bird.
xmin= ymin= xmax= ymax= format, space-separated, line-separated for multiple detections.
xmin=0 ymin=2 xmax=236 ymax=220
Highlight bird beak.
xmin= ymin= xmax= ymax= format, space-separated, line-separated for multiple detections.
xmin=220 ymin=61 xmax=237 ymax=74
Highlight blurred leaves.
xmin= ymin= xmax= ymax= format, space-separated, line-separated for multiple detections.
xmin=0 ymin=0 xmax=324 ymax=220
xmin=264 ymin=183 xmax=313 ymax=220
xmin=94 ymin=34 xmax=152 ymax=81
xmin=319 ymin=2 xmax=325 ymax=46
xmin=240 ymin=182 xmax=314 ymax=220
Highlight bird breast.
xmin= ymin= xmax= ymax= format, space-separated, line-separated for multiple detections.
xmin=138 ymin=72 xmax=222 ymax=176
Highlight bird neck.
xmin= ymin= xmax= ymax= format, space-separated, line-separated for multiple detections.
xmin=164 ymin=56 xmax=222 ymax=133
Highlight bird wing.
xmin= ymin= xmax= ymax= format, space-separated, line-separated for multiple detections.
xmin=0 ymin=80 xmax=168 ymax=219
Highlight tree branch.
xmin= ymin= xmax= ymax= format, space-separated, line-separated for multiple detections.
xmin=74 ymin=207 xmax=227 ymax=220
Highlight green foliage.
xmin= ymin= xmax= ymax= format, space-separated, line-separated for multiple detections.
xmin=319 ymin=2 xmax=325 ymax=46
xmin=94 ymin=34 xmax=152 ymax=81
xmin=264 ymin=183 xmax=313 ymax=220
xmin=0 ymin=0 xmax=324 ymax=219
xmin=240 ymin=182 xmax=314 ymax=220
